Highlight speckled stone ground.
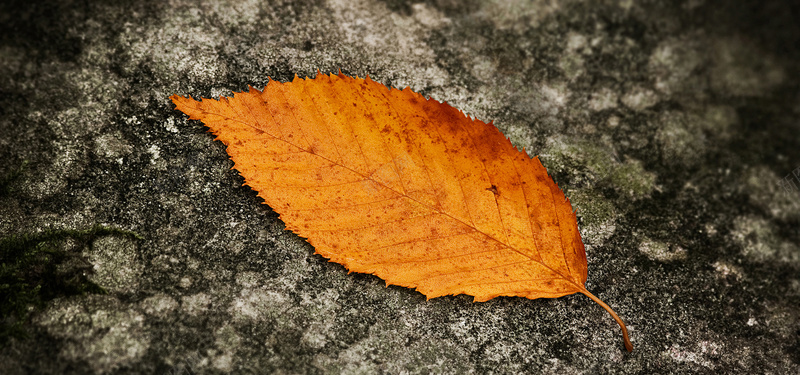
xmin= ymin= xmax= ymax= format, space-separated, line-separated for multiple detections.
xmin=1 ymin=0 xmax=799 ymax=373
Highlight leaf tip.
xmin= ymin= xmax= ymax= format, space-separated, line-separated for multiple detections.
xmin=169 ymin=94 xmax=202 ymax=115
xmin=168 ymin=94 xmax=182 ymax=107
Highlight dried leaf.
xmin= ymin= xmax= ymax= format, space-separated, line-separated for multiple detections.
xmin=171 ymin=72 xmax=633 ymax=351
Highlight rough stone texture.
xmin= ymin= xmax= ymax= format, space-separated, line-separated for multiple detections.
xmin=1 ymin=0 xmax=799 ymax=373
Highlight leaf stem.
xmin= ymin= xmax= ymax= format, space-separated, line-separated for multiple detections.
xmin=579 ymin=288 xmax=633 ymax=352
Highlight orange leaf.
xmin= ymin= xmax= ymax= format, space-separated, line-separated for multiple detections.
xmin=171 ymin=72 xmax=633 ymax=352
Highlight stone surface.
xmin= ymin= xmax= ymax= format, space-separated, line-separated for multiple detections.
xmin=1 ymin=0 xmax=799 ymax=373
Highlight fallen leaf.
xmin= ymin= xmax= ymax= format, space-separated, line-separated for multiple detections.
xmin=171 ymin=72 xmax=633 ymax=351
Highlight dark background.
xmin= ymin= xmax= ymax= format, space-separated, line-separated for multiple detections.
xmin=1 ymin=0 xmax=798 ymax=373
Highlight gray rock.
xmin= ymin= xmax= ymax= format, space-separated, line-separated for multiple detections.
xmin=1 ymin=0 xmax=798 ymax=373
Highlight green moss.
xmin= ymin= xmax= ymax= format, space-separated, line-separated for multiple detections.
xmin=541 ymin=137 xmax=622 ymax=192
xmin=1 ymin=160 xmax=144 ymax=344
xmin=568 ymin=189 xmax=617 ymax=228
xmin=552 ymin=137 xmax=656 ymax=199
xmin=608 ymin=157 xmax=657 ymax=200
